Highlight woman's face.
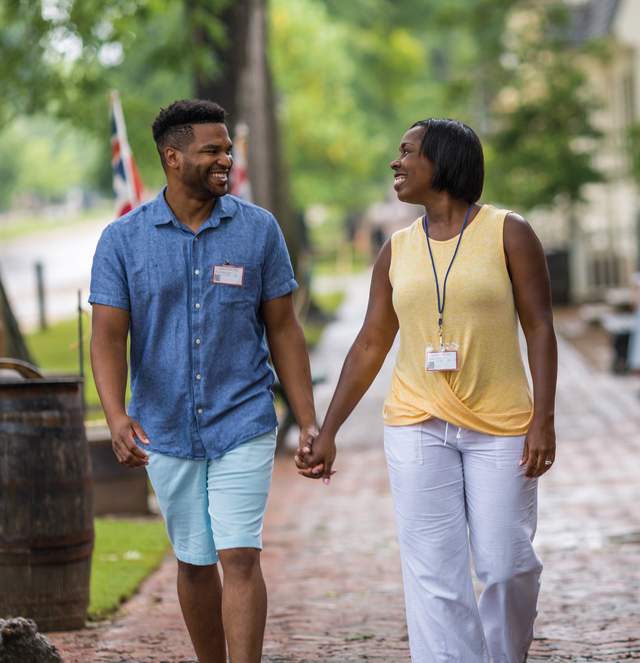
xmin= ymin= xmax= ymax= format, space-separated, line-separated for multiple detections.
xmin=390 ymin=126 xmax=433 ymax=204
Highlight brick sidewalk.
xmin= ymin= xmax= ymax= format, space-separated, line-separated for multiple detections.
xmin=49 ymin=275 xmax=640 ymax=662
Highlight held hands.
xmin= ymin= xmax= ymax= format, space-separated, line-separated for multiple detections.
xmin=294 ymin=423 xmax=321 ymax=479
xmin=294 ymin=426 xmax=337 ymax=484
xmin=108 ymin=414 xmax=150 ymax=467
xmin=520 ymin=419 xmax=556 ymax=478
xmin=298 ymin=423 xmax=319 ymax=462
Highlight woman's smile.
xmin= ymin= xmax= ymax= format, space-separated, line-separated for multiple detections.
xmin=393 ymin=173 xmax=408 ymax=190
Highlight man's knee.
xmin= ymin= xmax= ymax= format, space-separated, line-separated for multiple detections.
xmin=177 ymin=559 xmax=218 ymax=583
xmin=219 ymin=547 xmax=261 ymax=581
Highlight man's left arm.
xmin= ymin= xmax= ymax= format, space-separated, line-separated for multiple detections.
xmin=262 ymin=294 xmax=318 ymax=447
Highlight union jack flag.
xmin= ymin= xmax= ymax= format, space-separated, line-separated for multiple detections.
xmin=110 ymin=90 xmax=145 ymax=217
xmin=230 ymin=122 xmax=252 ymax=201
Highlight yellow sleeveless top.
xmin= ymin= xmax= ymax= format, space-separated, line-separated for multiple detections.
xmin=383 ymin=204 xmax=533 ymax=435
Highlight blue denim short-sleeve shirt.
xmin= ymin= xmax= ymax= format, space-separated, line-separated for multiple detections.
xmin=89 ymin=190 xmax=297 ymax=459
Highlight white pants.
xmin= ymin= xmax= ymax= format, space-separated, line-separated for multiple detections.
xmin=384 ymin=418 xmax=542 ymax=663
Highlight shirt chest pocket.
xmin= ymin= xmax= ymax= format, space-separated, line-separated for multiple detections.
xmin=211 ymin=263 xmax=260 ymax=306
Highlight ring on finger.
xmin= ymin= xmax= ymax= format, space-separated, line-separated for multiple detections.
xmin=544 ymin=459 xmax=553 ymax=466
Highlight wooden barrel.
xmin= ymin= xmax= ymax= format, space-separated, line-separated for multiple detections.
xmin=0 ymin=359 xmax=94 ymax=631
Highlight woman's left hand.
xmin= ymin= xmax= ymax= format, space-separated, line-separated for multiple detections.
xmin=520 ymin=420 xmax=556 ymax=478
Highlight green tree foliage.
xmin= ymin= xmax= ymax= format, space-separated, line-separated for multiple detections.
xmin=0 ymin=0 xmax=607 ymax=221
xmin=311 ymin=0 xmax=605 ymax=215
xmin=0 ymin=129 xmax=20 ymax=209
xmin=486 ymin=3 xmax=604 ymax=210
xmin=270 ymin=0 xmax=382 ymax=211
xmin=0 ymin=117 xmax=99 ymax=209
xmin=272 ymin=0 xmax=477 ymax=214
xmin=278 ymin=0 xmax=532 ymax=213
xmin=0 ymin=0 xmax=205 ymax=189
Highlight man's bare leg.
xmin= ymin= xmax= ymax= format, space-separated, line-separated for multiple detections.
xmin=218 ymin=548 xmax=267 ymax=663
xmin=177 ymin=560 xmax=227 ymax=663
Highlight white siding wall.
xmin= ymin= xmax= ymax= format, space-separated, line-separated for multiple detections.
xmin=532 ymin=0 xmax=639 ymax=301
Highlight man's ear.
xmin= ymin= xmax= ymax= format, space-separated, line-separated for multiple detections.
xmin=163 ymin=146 xmax=181 ymax=170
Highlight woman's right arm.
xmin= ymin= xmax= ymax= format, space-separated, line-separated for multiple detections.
xmin=296 ymin=239 xmax=398 ymax=481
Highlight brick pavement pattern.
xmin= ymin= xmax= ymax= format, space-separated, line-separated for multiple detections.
xmin=49 ymin=274 xmax=640 ymax=662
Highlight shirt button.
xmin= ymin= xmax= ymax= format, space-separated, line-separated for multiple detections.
xmin=194 ymin=269 xmax=200 ymax=276
xmin=196 ymin=373 xmax=202 ymax=380
xmin=195 ymin=338 xmax=201 ymax=345
xmin=195 ymin=302 xmax=201 ymax=310
xmin=197 ymin=408 xmax=203 ymax=414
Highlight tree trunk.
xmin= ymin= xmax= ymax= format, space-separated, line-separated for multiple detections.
xmin=185 ymin=0 xmax=249 ymax=119
xmin=237 ymin=0 xmax=299 ymax=269
xmin=185 ymin=0 xmax=300 ymax=273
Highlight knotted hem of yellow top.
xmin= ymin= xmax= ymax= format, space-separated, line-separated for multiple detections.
xmin=383 ymin=370 xmax=533 ymax=437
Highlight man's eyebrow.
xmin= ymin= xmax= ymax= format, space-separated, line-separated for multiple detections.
xmin=200 ymin=142 xmax=233 ymax=151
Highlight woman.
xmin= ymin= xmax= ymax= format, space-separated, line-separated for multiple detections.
xmin=296 ymin=118 xmax=557 ymax=663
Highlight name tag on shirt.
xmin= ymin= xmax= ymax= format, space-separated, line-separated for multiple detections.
xmin=212 ymin=265 xmax=244 ymax=286
xmin=425 ymin=349 xmax=459 ymax=372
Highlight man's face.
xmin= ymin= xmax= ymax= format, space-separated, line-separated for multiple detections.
xmin=172 ymin=123 xmax=233 ymax=199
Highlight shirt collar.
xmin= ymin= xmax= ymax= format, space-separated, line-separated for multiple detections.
xmin=152 ymin=188 xmax=237 ymax=229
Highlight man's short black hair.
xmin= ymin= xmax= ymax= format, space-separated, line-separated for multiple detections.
xmin=152 ymin=99 xmax=227 ymax=164
xmin=410 ymin=118 xmax=484 ymax=203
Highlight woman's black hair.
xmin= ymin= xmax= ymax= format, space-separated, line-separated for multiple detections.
xmin=411 ymin=118 xmax=484 ymax=203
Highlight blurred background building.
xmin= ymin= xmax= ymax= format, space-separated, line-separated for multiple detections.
xmin=531 ymin=0 xmax=640 ymax=303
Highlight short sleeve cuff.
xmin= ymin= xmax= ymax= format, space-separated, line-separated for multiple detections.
xmin=89 ymin=292 xmax=130 ymax=311
xmin=261 ymin=278 xmax=298 ymax=302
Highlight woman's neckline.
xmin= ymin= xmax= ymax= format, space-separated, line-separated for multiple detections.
xmin=421 ymin=204 xmax=488 ymax=244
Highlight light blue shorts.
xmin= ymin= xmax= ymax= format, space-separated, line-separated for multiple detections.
xmin=146 ymin=429 xmax=277 ymax=566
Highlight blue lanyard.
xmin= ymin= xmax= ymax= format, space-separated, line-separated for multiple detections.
xmin=422 ymin=204 xmax=473 ymax=347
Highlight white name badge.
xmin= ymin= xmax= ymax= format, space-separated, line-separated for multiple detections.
xmin=425 ymin=349 xmax=459 ymax=372
xmin=212 ymin=264 xmax=244 ymax=286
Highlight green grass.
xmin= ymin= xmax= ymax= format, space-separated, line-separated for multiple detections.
xmin=311 ymin=251 xmax=370 ymax=277
xmin=313 ymin=290 xmax=346 ymax=314
xmin=303 ymin=323 xmax=324 ymax=349
xmin=26 ymin=314 xmax=122 ymax=421
xmin=89 ymin=517 xmax=169 ymax=620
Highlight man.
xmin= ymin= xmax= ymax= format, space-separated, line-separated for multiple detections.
xmin=89 ymin=99 xmax=317 ymax=663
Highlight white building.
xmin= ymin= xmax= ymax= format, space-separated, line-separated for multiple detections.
xmin=534 ymin=0 xmax=640 ymax=302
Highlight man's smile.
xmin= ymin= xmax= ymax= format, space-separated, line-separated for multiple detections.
xmin=209 ymin=170 xmax=229 ymax=184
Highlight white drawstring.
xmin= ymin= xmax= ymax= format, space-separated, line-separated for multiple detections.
xmin=444 ymin=423 xmax=463 ymax=445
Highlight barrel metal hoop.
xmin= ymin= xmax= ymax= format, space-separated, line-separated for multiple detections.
xmin=0 ymin=539 xmax=94 ymax=565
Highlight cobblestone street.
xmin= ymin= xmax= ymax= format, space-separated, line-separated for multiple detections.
xmin=50 ymin=274 xmax=640 ymax=662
